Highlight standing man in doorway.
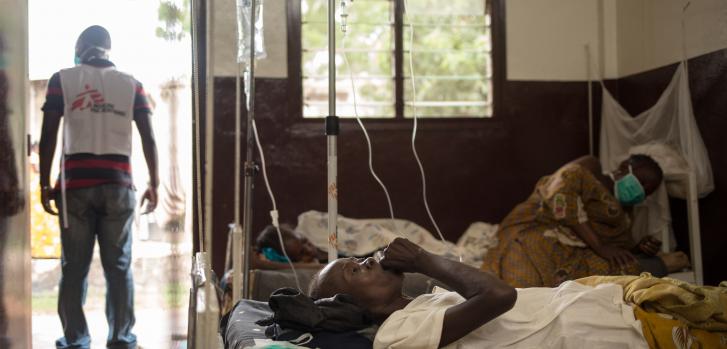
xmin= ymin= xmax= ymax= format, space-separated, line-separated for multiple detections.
xmin=39 ymin=25 xmax=158 ymax=349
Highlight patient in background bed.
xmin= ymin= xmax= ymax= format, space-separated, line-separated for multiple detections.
xmin=310 ymin=238 xmax=650 ymax=349
xmin=482 ymin=154 xmax=691 ymax=288
xmin=220 ymin=225 xmax=325 ymax=314
xmin=253 ymin=224 xmax=327 ymax=269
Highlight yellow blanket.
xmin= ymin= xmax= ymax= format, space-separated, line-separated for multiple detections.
xmin=634 ymin=306 xmax=727 ymax=349
xmin=577 ymin=273 xmax=727 ymax=331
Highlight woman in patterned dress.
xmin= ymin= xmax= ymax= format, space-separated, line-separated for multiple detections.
xmin=482 ymin=155 xmax=690 ymax=287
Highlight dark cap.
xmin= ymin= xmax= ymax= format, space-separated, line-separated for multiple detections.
xmin=76 ymin=25 xmax=111 ymax=50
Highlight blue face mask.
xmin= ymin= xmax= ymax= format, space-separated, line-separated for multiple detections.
xmin=611 ymin=165 xmax=646 ymax=206
xmin=74 ymin=55 xmax=81 ymax=65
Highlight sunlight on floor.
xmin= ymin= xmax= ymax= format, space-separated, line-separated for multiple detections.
xmin=32 ymin=238 xmax=192 ymax=348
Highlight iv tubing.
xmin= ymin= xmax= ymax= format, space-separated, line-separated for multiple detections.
xmin=403 ymin=0 xmax=446 ymax=244
xmin=251 ymin=119 xmax=303 ymax=291
xmin=342 ymin=36 xmax=399 ymax=234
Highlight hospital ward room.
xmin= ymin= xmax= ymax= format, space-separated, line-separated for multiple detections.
xmin=2 ymin=0 xmax=727 ymax=348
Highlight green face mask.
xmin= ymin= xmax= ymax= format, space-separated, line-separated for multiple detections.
xmin=611 ymin=165 xmax=646 ymax=206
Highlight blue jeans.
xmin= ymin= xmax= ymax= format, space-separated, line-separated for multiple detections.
xmin=55 ymin=185 xmax=137 ymax=349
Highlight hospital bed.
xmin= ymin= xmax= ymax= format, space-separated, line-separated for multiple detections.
xmin=222 ymin=270 xmax=726 ymax=349
xmin=221 ymin=270 xmax=447 ymax=349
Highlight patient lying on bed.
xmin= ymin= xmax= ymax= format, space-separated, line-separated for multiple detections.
xmin=252 ymin=224 xmax=327 ymax=269
xmin=221 ymin=225 xmax=324 ymax=298
xmin=310 ymin=238 xmax=650 ymax=349
xmin=221 ymin=225 xmax=326 ymax=314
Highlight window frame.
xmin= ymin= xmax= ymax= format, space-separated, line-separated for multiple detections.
xmin=287 ymin=0 xmax=506 ymax=123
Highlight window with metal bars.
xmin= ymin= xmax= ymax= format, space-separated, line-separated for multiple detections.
xmin=291 ymin=0 xmax=498 ymax=119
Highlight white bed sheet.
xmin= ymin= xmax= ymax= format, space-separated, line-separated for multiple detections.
xmin=295 ymin=211 xmax=498 ymax=267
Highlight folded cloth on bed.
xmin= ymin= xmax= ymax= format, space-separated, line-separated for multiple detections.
xmin=577 ymin=273 xmax=727 ymax=331
xmin=633 ymin=306 xmax=727 ymax=349
xmin=222 ymin=298 xmax=373 ymax=349
xmin=256 ymin=287 xmax=374 ymax=332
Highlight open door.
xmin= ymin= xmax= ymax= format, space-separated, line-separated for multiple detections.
xmin=0 ymin=0 xmax=32 ymax=347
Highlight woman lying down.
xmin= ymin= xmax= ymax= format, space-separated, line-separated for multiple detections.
xmin=310 ymin=237 xmax=650 ymax=349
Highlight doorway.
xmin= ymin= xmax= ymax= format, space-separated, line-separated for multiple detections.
xmin=28 ymin=1 xmax=193 ymax=347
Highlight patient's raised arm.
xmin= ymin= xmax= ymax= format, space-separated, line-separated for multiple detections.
xmin=380 ymin=238 xmax=517 ymax=348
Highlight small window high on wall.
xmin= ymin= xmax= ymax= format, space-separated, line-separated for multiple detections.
xmin=291 ymin=0 xmax=497 ymax=119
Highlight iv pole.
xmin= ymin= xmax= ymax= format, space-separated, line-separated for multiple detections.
xmin=585 ymin=44 xmax=594 ymax=156
xmin=230 ymin=44 xmax=244 ymax=302
xmin=232 ymin=1 xmax=337 ymax=301
xmin=236 ymin=0 xmax=259 ymax=301
xmin=326 ymin=0 xmax=339 ymax=262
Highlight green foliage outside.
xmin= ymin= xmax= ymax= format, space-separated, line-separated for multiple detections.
xmin=32 ymin=283 xmax=187 ymax=312
xmin=302 ymin=0 xmax=491 ymax=118
xmin=32 ymin=290 xmax=58 ymax=313
xmin=164 ymin=281 xmax=187 ymax=308
xmin=156 ymin=0 xmax=191 ymax=42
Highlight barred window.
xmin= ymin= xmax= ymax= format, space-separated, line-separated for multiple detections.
xmin=298 ymin=0 xmax=494 ymax=119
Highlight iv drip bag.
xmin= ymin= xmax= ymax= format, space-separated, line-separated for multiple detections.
xmin=236 ymin=0 xmax=266 ymax=64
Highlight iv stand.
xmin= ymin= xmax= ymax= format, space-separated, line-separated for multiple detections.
xmin=235 ymin=0 xmax=259 ymax=301
xmin=326 ymin=0 xmax=339 ymax=262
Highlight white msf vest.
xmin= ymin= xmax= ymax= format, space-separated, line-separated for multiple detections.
xmin=59 ymin=64 xmax=136 ymax=156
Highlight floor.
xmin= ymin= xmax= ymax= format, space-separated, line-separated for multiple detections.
xmin=33 ymin=308 xmax=188 ymax=349
xmin=32 ymin=236 xmax=192 ymax=349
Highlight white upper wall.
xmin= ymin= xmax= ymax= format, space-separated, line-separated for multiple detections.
xmin=616 ymin=0 xmax=727 ymax=77
xmin=211 ymin=0 xmax=727 ymax=80
xmin=502 ymin=0 xmax=727 ymax=80
xmin=213 ymin=0 xmax=287 ymax=78
xmin=506 ymin=0 xmax=619 ymax=81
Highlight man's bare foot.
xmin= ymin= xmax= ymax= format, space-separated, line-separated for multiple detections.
xmin=658 ymin=251 xmax=691 ymax=273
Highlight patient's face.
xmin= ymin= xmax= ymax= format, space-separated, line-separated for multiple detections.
xmin=634 ymin=168 xmax=661 ymax=195
xmin=616 ymin=160 xmax=662 ymax=196
xmin=318 ymin=257 xmax=403 ymax=307
xmin=283 ymin=232 xmax=318 ymax=263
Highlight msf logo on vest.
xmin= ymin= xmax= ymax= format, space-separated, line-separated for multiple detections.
xmin=70 ymin=84 xmax=126 ymax=116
